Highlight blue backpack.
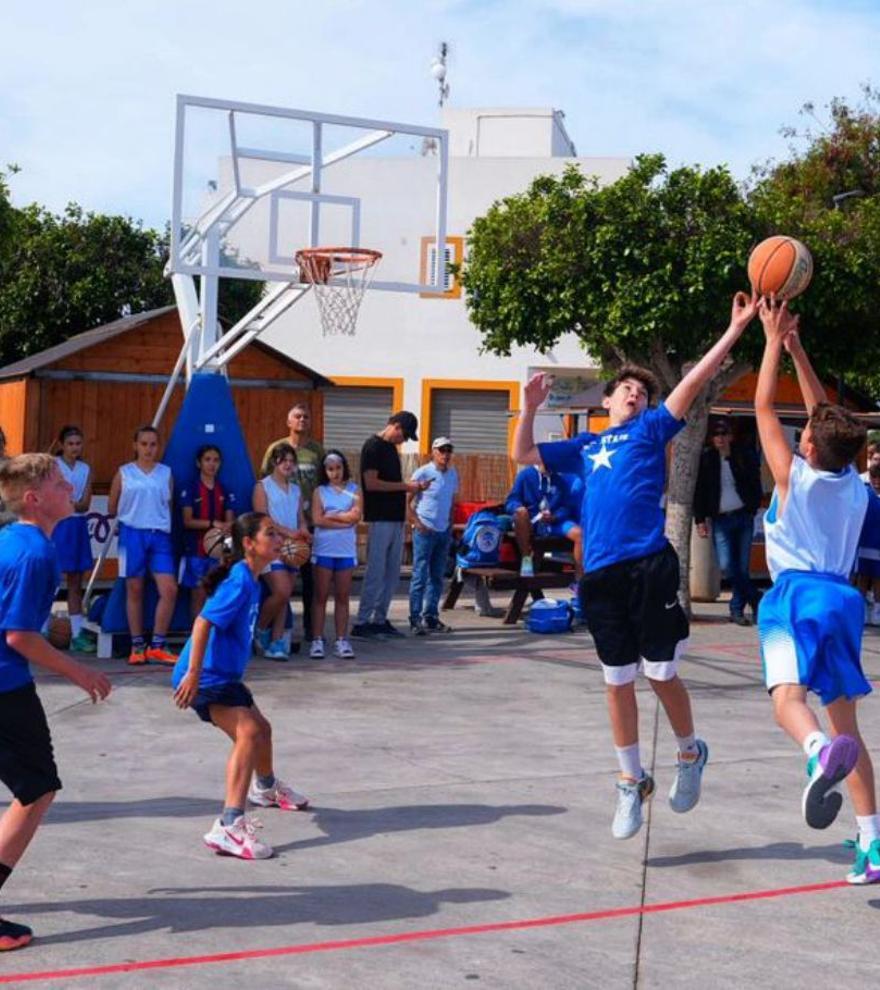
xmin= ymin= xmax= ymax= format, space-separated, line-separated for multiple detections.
xmin=456 ymin=510 xmax=504 ymax=569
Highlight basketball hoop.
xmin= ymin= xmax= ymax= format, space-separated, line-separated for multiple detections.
xmin=295 ymin=247 xmax=382 ymax=337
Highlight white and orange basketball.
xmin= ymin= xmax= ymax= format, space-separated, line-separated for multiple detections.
xmin=280 ymin=539 xmax=310 ymax=569
xmin=747 ymin=236 xmax=813 ymax=300
xmin=48 ymin=615 xmax=72 ymax=650
xmin=203 ymin=526 xmax=229 ymax=561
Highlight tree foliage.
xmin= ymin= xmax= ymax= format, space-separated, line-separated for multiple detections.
xmin=0 ymin=176 xmax=264 ymax=367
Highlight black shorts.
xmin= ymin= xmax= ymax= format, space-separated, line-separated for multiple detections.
xmin=580 ymin=543 xmax=689 ymax=667
xmin=0 ymin=682 xmax=62 ymax=805
xmin=192 ymin=681 xmax=254 ymax=723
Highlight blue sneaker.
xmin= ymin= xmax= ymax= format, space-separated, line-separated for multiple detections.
xmin=253 ymin=627 xmax=271 ymax=656
xmin=803 ymin=735 xmax=859 ymax=829
xmin=669 ymin=739 xmax=709 ymax=813
xmin=844 ymin=837 xmax=880 ymax=885
xmin=264 ymin=640 xmax=289 ymax=661
xmin=612 ymin=774 xmax=655 ymax=840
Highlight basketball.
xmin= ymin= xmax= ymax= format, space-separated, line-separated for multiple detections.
xmin=747 ymin=235 xmax=813 ymax=300
xmin=203 ymin=526 xmax=229 ymax=561
xmin=47 ymin=615 xmax=72 ymax=650
xmin=280 ymin=539 xmax=310 ymax=568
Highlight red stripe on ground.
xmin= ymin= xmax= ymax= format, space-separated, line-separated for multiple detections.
xmin=0 ymin=878 xmax=847 ymax=985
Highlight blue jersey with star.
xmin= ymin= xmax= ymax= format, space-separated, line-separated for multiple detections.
xmin=539 ymin=403 xmax=684 ymax=573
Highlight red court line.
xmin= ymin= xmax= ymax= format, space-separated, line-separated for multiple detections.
xmin=0 ymin=878 xmax=847 ymax=985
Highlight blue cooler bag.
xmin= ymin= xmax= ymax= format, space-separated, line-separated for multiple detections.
xmin=527 ymin=598 xmax=573 ymax=634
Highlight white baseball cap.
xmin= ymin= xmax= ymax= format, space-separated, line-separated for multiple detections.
xmin=432 ymin=436 xmax=454 ymax=450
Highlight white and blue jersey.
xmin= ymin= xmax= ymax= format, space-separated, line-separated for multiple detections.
xmin=759 ymin=456 xmax=871 ymax=704
xmin=0 ymin=523 xmax=60 ymax=693
xmin=261 ymin=475 xmax=301 ymax=532
xmin=539 ymin=403 xmax=684 ymax=573
xmin=118 ymin=462 xmax=172 ymax=532
xmin=312 ymin=482 xmax=358 ymax=558
xmin=171 ymin=561 xmax=260 ymax=691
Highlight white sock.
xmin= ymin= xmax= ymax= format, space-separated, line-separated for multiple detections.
xmin=856 ymin=815 xmax=880 ymax=851
xmin=614 ymin=743 xmax=643 ymax=780
xmin=70 ymin=614 xmax=83 ymax=636
xmin=802 ymin=731 xmax=829 ymax=759
xmin=675 ymin=733 xmax=697 ymax=756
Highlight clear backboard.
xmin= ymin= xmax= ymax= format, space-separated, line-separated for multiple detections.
xmin=169 ymin=94 xmax=449 ymax=295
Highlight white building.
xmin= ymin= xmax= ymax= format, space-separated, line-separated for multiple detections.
xmin=226 ymin=108 xmax=630 ymax=456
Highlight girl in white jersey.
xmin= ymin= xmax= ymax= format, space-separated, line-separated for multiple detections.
xmin=251 ymin=443 xmax=310 ymax=660
xmin=51 ymin=426 xmax=94 ymax=653
xmin=108 ymin=426 xmax=178 ymax=666
xmin=755 ymin=298 xmax=880 ymax=886
xmin=309 ymin=450 xmax=362 ymax=660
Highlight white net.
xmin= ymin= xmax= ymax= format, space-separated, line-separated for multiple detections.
xmin=295 ymin=248 xmax=382 ymax=336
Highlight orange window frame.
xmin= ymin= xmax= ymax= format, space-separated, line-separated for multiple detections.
xmin=419 ymin=236 xmax=464 ymax=299
xmin=419 ymin=379 xmax=520 ymax=456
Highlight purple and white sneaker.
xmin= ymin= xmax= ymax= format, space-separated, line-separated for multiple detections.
xmin=802 ymin=735 xmax=859 ymax=829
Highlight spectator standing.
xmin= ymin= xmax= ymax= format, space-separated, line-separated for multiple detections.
xmin=51 ymin=426 xmax=94 ymax=653
xmin=260 ymin=403 xmax=324 ymax=641
xmin=352 ymin=411 xmax=428 ymax=640
xmin=408 ymin=437 xmax=460 ymax=635
xmin=860 ymin=441 xmax=880 ymax=483
xmin=693 ymin=417 xmax=763 ymax=626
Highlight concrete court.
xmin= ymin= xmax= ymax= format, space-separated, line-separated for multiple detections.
xmin=2 ymin=590 xmax=880 ymax=989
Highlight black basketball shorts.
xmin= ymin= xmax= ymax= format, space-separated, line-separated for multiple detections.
xmin=580 ymin=543 xmax=690 ymax=669
xmin=0 ymin=682 xmax=63 ymax=805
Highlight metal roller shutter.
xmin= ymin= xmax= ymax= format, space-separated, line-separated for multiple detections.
xmin=323 ymin=386 xmax=394 ymax=452
xmin=430 ymin=388 xmax=510 ymax=453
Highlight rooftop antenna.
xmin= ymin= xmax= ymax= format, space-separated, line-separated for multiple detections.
xmin=422 ymin=42 xmax=450 ymax=155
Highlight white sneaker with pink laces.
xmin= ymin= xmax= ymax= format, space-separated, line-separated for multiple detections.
xmin=203 ymin=815 xmax=273 ymax=859
xmin=248 ymin=777 xmax=310 ymax=811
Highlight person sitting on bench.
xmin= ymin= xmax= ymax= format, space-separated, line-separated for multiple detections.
xmin=504 ymin=465 xmax=582 ymax=578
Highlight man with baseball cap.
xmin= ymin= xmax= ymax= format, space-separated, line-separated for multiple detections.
xmin=407 ymin=437 xmax=460 ymax=635
xmin=353 ymin=411 xmax=429 ymax=639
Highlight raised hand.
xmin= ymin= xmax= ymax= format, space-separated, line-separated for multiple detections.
xmin=729 ymin=290 xmax=760 ymax=335
xmin=758 ymin=294 xmax=793 ymax=342
xmin=523 ymin=372 xmax=553 ymax=411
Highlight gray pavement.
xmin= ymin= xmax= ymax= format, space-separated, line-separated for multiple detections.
xmin=2 ymin=589 xmax=880 ymax=988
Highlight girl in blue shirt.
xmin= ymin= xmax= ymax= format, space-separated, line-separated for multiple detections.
xmin=172 ymin=511 xmax=311 ymax=861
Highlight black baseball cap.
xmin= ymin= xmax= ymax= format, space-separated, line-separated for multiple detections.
xmin=388 ymin=411 xmax=418 ymax=442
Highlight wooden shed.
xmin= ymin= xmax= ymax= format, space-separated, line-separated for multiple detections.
xmin=0 ymin=306 xmax=332 ymax=492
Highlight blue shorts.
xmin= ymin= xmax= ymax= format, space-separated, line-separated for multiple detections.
xmin=191 ymin=681 xmax=254 ymax=724
xmin=312 ymin=555 xmax=357 ymax=572
xmin=535 ymin=519 xmax=578 ymax=538
xmin=52 ymin=515 xmax=93 ymax=573
xmin=758 ymin=570 xmax=870 ymax=705
xmin=179 ymin=555 xmax=219 ymax=589
xmin=118 ymin=525 xmax=175 ymax=579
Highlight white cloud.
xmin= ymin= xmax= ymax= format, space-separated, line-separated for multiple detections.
xmin=1 ymin=0 xmax=878 ymax=226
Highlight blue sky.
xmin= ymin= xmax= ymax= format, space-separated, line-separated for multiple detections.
xmin=2 ymin=0 xmax=879 ymax=230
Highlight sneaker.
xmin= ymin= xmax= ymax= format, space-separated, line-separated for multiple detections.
xmin=309 ymin=637 xmax=325 ymax=659
xmin=248 ymin=778 xmax=310 ymax=811
xmin=844 ymin=837 xmax=880 ymax=885
xmin=334 ymin=638 xmax=355 ymax=659
xmin=519 ymin=556 xmax=535 ymax=578
xmin=475 ymin=606 xmax=505 ymax=618
xmin=410 ymin=618 xmax=427 ymax=636
xmin=350 ymin=623 xmax=375 ymax=639
xmin=203 ymin=815 xmax=273 ymax=859
xmin=612 ymin=774 xmax=655 ymax=840
xmin=803 ymin=734 xmax=859 ymax=829
xmin=264 ymin=640 xmax=289 ymax=661
xmin=729 ymin=612 xmax=751 ymax=626
xmin=0 ymin=918 xmax=33 ymax=952
xmin=128 ymin=648 xmax=147 ymax=666
xmin=145 ymin=646 xmax=177 ymax=665
xmin=669 ymin=739 xmax=709 ymax=813
xmin=70 ymin=631 xmax=96 ymax=654
xmin=253 ymin=627 xmax=271 ymax=656
xmin=376 ymin=620 xmax=405 ymax=639
xmin=424 ymin=617 xmax=452 ymax=633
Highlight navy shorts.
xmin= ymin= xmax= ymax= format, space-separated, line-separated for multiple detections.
xmin=191 ymin=681 xmax=254 ymax=724
xmin=0 ymin=683 xmax=62 ymax=805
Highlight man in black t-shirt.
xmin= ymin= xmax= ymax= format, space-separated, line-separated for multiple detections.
xmin=352 ymin=411 xmax=429 ymax=639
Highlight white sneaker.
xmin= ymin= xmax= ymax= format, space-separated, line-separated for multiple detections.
xmin=334 ymin=638 xmax=355 ymax=659
xmin=612 ymin=774 xmax=655 ymax=840
xmin=248 ymin=777 xmax=310 ymax=811
xmin=669 ymin=739 xmax=709 ymax=813
xmin=309 ymin=637 xmax=325 ymax=659
xmin=203 ymin=815 xmax=273 ymax=859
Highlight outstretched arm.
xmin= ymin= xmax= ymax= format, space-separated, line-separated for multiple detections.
xmin=512 ymin=373 xmax=552 ymax=466
xmin=665 ymin=292 xmax=759 ymax=421
xmin=755 ymin=297 xmax=794 ymax=493
xmin=783 ymin=323 xmax=827 ymax=413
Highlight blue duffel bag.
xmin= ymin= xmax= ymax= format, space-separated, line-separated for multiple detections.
xmin=526 ymin=598 xmax=573 ymax=634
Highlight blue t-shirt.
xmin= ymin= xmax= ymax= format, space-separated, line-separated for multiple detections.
xmin=539 ymin=403 xmax=684 ymax=573
xmin=411 ymin=464 xmax=460 ymax=532
xmin=0 ymin=523 xmax=60 ymax=693
xmin=505 ymin=465 xmax=578 ymax=522
xmin=171 ymin=560 xmax=260 ymax=690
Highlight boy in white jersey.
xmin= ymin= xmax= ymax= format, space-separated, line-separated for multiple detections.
xmin=755 ymin=297 xmax=880 ymax=885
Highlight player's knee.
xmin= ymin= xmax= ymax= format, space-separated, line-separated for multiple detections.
xmin=602 ymin=662 xmax=639 ymax=687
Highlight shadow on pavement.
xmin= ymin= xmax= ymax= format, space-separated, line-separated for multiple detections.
xmin=646 ymin=840 xmax=850 ymax=868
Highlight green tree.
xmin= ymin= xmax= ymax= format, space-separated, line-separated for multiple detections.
xmin=460 ymin=155 xmax=759 ymax=605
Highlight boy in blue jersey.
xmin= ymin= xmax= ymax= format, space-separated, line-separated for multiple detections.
xmin=755 ymin=298 xmax=880 ymax=884
xmin=504 ymin=465 xmax=583 ymax=579
xmin=173 ymin=512 xmax=311 ymax=860
xmin=514 ymin=291 xmax=759 ymax=840
xmin=0 ymin=454 xmax=111 ymax=951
